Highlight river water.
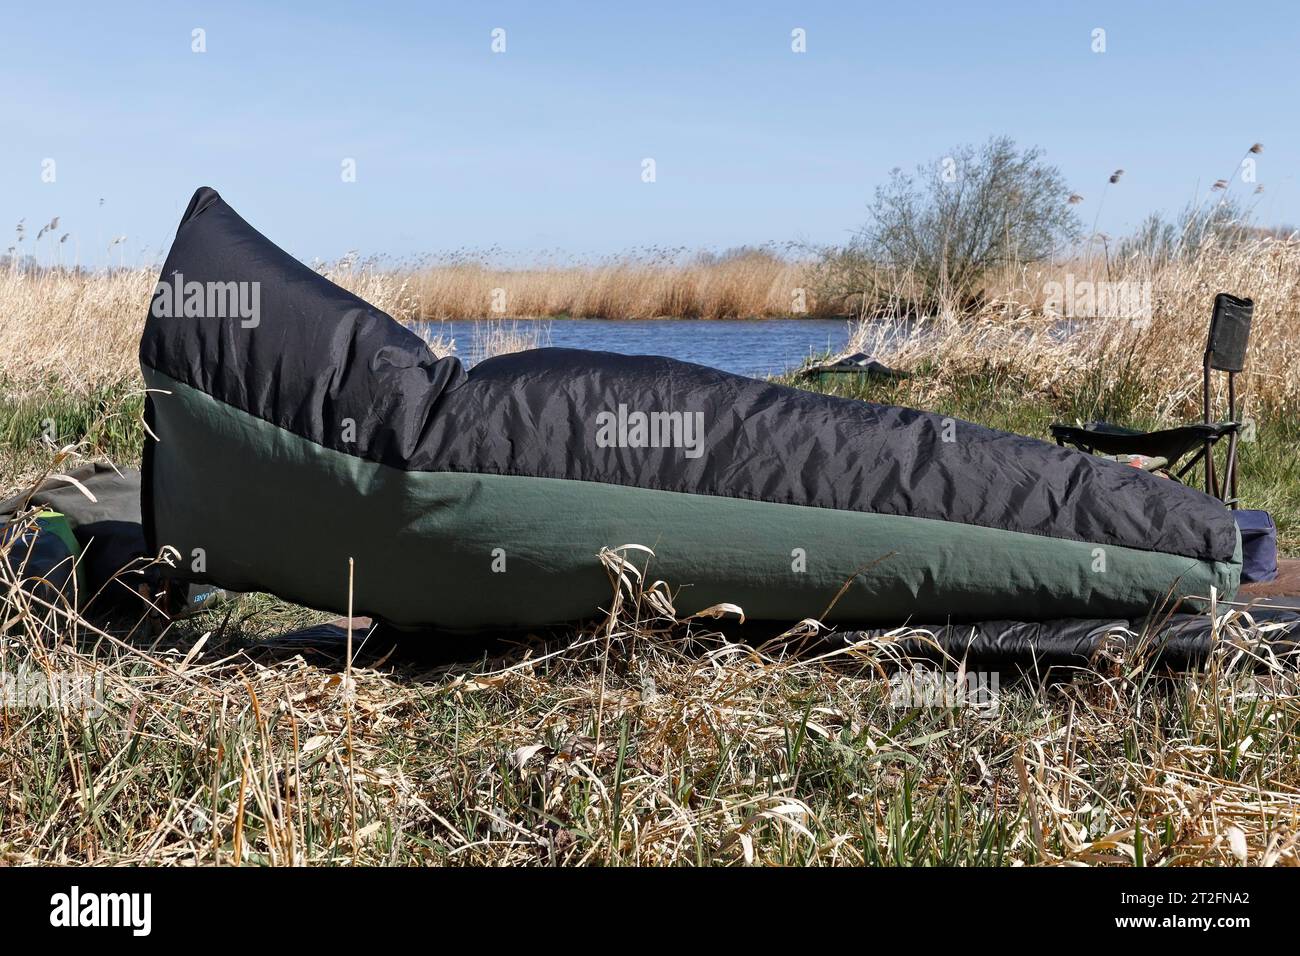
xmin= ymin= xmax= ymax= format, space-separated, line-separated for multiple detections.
xmin=414 ymin=317 xmax=857 ymax=379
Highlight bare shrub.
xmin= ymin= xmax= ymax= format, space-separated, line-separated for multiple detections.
xmin=819 ymin=137 xmax=1081 ymax=316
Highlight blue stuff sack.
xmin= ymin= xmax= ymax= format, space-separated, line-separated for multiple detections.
xmin=1234 ymin=510 xmax=1278 ymax=583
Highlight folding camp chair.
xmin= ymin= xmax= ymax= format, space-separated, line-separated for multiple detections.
xmin=1050 ymin=292 xmax=1254 ymax=507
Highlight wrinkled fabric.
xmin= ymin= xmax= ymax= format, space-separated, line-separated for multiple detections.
xmin=140 ymin=189 xmax=1240 ymax=566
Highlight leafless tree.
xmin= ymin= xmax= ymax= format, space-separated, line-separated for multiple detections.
xmin=833 ymin=137 xmax=1080 ymax=314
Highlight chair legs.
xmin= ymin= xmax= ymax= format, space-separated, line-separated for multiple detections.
xmin=1205 ymin=438 xmax=1217 ymax=497
xmin=1226 ymin=372 xmax=1239 ymax=508
xmin=1175 ymin=446 xmax=1207 ymax=482
xmin=1224 ymin=431 xmax=1240 ymax=507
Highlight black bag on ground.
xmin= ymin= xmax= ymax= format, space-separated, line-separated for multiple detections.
xmin=1 ymin=463 xmax=240 ymax=619
xmin=0 ymin=464 xmax=151 ymax=611
xmin=1235 ymin=509 xmax=1279 ymax=583
xmin=0 ymin=515 xmax=78 ymax=608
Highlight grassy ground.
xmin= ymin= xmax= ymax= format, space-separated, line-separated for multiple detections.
xmin=3 ymin=358 xmax=1299 ymax=866
xmin=3 ymin=234 xmax=1299 ymax=865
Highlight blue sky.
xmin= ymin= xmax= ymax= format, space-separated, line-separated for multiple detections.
xmin=3 ymin=1 xmax=1297 ymax=267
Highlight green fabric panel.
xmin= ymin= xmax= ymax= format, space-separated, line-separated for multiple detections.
xmin=36 ymin=512 xmax=80 ymax=562
xmin=143 ymin=370 xmax=1241 ymax=630
xmin=36 ymin=512 xmax=86 ymax=595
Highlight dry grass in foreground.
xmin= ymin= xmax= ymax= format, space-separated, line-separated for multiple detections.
xmin=5 ymin=215 xmax=1300 ymax=867
xmin=3 ymin=525 xmax=1299 ymax=866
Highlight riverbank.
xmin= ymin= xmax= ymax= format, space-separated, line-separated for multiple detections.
xmin=4 ymin=241 xmax=1299 ymax=865
xmin=3 ymin=364 xmax=1299 ymax=865
xmin=403 ymin=249 xmax=835 ymax=321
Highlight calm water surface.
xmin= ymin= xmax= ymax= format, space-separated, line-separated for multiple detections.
xmin=417 ymin=318 xmax=857 ymax=379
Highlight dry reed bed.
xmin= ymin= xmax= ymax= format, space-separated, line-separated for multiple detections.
xmin=4 ymin=237 xmax=1298 ymax=415
xmin=0 ymin=268 xmax=156 ymax=394
xmin=854 ymin=236 xmax=1300 ymax=418
xmin=0 ymin=263 xmax=437 ymax=397
xmin=403 ymin=254 xmax=822 ymax=321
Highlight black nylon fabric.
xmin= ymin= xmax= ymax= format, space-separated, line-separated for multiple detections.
xmin=140 ymin=188 xmax=1238 ymax=563
xmin=838 ymin=608 xmax=1300 ymax=672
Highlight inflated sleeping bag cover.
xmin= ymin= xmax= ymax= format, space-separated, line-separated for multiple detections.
xmin=140 ymin=189 xmax=1241 ymax=630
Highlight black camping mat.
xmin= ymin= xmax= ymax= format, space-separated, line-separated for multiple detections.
xmin=833 ymin=603 xmax=1300 ymax=673
xmin=1 ymin=463 xmax=150 ymax=611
